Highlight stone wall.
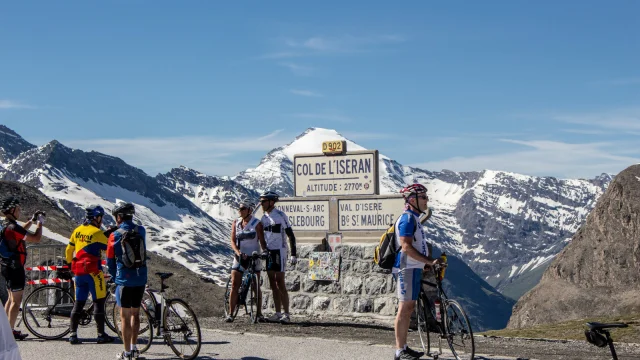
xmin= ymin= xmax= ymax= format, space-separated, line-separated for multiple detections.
xmin=260 ymin=243 xmax=400 ymax=320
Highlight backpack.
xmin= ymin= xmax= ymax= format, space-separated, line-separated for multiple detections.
xmin=0 ymin=222 xmax=25 ymax=266
xmin=116 ymin=226 xmax=146 ymax=268
xmin=374 ymin=213 xmax=417 ymax=270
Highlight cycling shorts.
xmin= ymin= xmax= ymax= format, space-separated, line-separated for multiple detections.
xmin=1 ymin=263 xmax=25 ymax=292
xmin=395 ymin=268 xmax=422 ymax=302
xmin=74 ymin=272 xmax=107 ymax=301
xmin=232 ymin=256 xmax=263 ymax=272
xmin=265 ymin=248 xmax=286 ymax=273
xmin=115 ymin=285 xmax=145 ymax=308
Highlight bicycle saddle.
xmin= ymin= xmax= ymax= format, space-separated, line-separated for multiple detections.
xmin=586 ymin=322 xmax=628 ymax=330
xmin=155 ymin=272 xmax=174 ymax=280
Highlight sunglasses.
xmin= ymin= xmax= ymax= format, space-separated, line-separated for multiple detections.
xmin=259 ymin=199 xmax=271 ymax=204
xmin=239 ymin=207 xmax=249 ymax=211
xmin=418 ymin=195 xmax=429 ymax=200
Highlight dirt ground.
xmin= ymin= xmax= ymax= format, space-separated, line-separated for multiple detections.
xmin=201 ymin=315 xmax=640 ymax=360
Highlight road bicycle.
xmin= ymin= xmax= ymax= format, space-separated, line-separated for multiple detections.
xmin=585 ymin=321 xmax=628 ymax=360
xmin=113 ymin=271 xmax=202 ymax=360
xmin=20 ymin=269 xmax=118 ymax=339
xmin=223 ymin=251 xmax=265 ymax=323
xmin=414 ymin=264 xmax=475 ymax=360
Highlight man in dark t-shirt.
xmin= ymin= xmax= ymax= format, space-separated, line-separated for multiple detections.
xmin=0 ymin=196 xmax=43 ymax=340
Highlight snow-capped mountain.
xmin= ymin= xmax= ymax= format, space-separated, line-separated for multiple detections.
xmin=0 ymin=136 xmax=233 ymax=283
xmin=156 ymin=165 xmax=259 ymax=219
xmin=0 ymin=125 xmax=611 ymax=299
xmin=224 ymin=128 xmax=610 ymax=298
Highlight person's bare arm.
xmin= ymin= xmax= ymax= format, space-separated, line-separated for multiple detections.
xmin=24 ymin=222 xmax=43 ymax=243
xmin=230 ymin=220 xmax=241 ymax=257
xmin=399 ymin=236 xmax=435 ymax=265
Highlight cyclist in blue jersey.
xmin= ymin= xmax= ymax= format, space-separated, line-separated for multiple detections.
xmin=393 ymin=184 xmax=444 ymax=360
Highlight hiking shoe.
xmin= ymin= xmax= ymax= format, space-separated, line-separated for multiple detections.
xmin=266 ymin=313 xmax=282 ymax=322
xmin=68 ymin=334 xmax=81 ymax=344
xmin=280 ymin=313 xmax=291 ymax=324
xmin=224 ymin=315 xmax=234 ymax=323
xmin=405 ymin=346 xmax=424 ymax=358
xmin=97 ymin=333 xmax=115 ymax=344
xmin=13 ymin=330 xmax=28 ymax=340
xmin=394 ymin=349 xmax=419 ymax=360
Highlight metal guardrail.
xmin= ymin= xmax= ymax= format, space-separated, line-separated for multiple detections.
xmin=24 ymin=244 xmax=72 ymax=292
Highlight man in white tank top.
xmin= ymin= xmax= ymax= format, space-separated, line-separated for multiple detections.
xmin=225 ymin=199 xmax=267 ymax=323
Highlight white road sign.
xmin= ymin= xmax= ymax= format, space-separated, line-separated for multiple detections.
xmin=337 ymin=197 xmax=405 ymax=231
xmin=294 ymin=151 xmax=378 ymax=197
xmin=254 ymin=200 xmax=330 ymax=231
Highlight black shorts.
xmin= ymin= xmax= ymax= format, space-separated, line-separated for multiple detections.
xmin=1 ymin=262 xmax=25 ymax=292
xmin=115 ymin=285 xmax=146 ymax=308
xmin=265 ymin=249 xmax=285 ymax=272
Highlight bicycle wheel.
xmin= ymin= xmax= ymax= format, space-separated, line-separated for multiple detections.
xmin=22 ymin=285 xmax=73 ymax=340
xmin=113 ymin=304 xmax=154 ymax=353
xmin=444 ymin=300 xmax=475 ymax=360
xmin=247 ymin=274 xmax=260 ymax=323
xmin=163 ymin=299 xmax=202 ymax=360
xmin=104 ymin=291 xmax=118 ymax=333
xmin=223 ymin=276 xmax=239 ymax=319
xmin=415 ymin=294 xmax=431 ymax=356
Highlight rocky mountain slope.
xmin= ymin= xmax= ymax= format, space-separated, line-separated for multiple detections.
xmin=508 ymin=164 xmax=640 ymax=328
xmin=0 ymin=135 xmax=233 ymax=283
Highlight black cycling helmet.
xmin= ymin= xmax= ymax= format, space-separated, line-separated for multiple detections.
xmin=85 ymin=204 xmax=105 ymax=219
xmin=0 ymin=196 xmax=20 ymax=213
xmin=259 ymin=191 xmax=279 ymax=202
xmin=111 ymin=202 xmax=135 ymax=217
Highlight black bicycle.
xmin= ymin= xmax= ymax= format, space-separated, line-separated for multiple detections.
xmin=223 ymin=251 xmax=264 ymax=323
xmin=585 ymin=322 xmax=628 ymax=360
xmin=415 ymin=264 xmax=475 ymax=360
xmin=116 ymin=272 xmax=202 ymax=360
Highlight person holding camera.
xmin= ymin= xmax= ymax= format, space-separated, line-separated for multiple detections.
xmin=64 ymin=204 xmax=114 ymax=345
xmin=0 ymin=196 xmax=43 ymax=340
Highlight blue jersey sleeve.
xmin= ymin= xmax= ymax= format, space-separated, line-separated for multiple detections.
xmin=397 ymin=213 xmax=416 ymax=237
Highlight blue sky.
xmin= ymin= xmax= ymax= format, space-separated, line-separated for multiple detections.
xmin=1 ymin=1 xmax=639 ymax=179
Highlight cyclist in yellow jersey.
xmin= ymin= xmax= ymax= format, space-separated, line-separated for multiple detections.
xmin=65 ymin=204 xmax=114 ymax=345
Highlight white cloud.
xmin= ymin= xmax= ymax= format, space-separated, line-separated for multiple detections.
xmin=412 ymin=139 xmax=640 ymax=179
xmin=291 ymin=112 xmax=351 ymax=122
xmin=63 ymin=130 xmax=291 ymax=177
xmin=286 ymin=34 xmax=405 ymax=53
xmin=0 ymin=100 xmax=34 ymax=109
xmin=594 ymin=77 xmax=640 ymax=86
xmin=278 ymin=62 xmax=315 ymax=76
xmin=552 ymin=107 xmax=640 ymax=133
xmin=261 ymin=34 xmax=405 ymax=59
xmin=290 ymin=89 xmax=323 ymax=97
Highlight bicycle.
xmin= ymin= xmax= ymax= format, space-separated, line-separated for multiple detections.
xmin=414 ymin=264 xmax=475 ymax=360
xmin=20 ymin=268 xmax=118 ymax=339
xmin=223 ymin=251 xmax=264 ymax=323
xmin=585 ymin=322 xmax=628 ymax=360
xmin=113 ymin=271 xmax=202 ymax=360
